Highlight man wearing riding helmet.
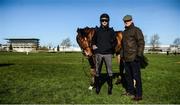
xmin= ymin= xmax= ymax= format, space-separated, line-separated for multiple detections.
xmin=92 ymin=13 xmax=117 ymax=95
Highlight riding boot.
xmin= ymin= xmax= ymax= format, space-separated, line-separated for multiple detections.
xmin=107 ymin=76 xmax=113 ymax=95
xmin=95 ymin=76 xmax=100 ymax=94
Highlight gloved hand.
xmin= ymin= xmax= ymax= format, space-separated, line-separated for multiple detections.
xmin=135 ymin=55 xmax=142 ymax=62
xmin=92 ymin=45 xmax=98 ymax=50
xmin=135 ymin=55 xmax=149 ymax=69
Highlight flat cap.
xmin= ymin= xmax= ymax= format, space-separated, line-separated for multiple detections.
xmin=123 ymin=15 xmax=132 ymax=21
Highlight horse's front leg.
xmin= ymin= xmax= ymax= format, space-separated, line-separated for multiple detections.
xmin=88 ymin=68 xmax=96 ymax=90
xmin=87 ymin=55 xmax=96 ymax=90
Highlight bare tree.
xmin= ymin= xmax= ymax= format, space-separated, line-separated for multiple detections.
xmin=173 ymin=38 xmax=180 ymax=46
xmin=48 ymin=43 xmax=53 ymax=50
xmin=60 ymin=38 xmax=71 ymax=48
xmin=144 ymin=35 xmax=148 ymax=44
xmin=150 ymin=34 xmax=160 ymax=50
xmin=39 ymin=46 xmax=48 ymax=51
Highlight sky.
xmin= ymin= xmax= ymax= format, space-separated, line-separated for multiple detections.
xmin=0 ymin=0 xmax=180 ymax=47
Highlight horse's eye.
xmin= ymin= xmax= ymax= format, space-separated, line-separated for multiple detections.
xmin=80 ymin=38 xmax=83 ymax=41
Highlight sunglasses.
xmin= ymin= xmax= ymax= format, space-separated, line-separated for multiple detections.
xmin=101 ymin=19 xmax=109 ymax=22
xmin=124 ymin=20 xmax=132 ymax=23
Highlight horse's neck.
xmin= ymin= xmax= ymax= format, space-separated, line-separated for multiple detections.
xmin=89 ymin=30 xmax=95 ymax=39
xmin=87 ymin=29 xmax=95 ymax=44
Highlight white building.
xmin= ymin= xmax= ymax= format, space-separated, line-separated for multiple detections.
xmin=144 ymin=44 xmax=180 ymax=53
xmin=59 ymin=46 xmax=81 ymax=52
xmin=170 ymin=45 xmax=180 ymax=53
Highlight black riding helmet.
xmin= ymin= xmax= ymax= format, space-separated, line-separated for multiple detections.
xmin=100 ymin=13 xmax=110 ymax=22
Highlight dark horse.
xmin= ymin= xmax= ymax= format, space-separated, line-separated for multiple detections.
xmin=76 ymin=27 xmax=123 ymax=89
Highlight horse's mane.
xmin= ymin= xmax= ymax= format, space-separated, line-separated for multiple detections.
xmin=77 ymin=27 xmax=95 ymax=37
xmin=77 ymin=27 xmax=122 ymax=36
xmin=115 ymin=31 xmax=123 ymax=33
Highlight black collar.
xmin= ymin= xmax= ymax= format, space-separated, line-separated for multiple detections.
xmin=125 ymin=23 xmax=134 ymax=30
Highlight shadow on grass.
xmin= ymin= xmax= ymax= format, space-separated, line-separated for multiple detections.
xmin=98 ymin=72 xmax=119 ymax=88
xmin=0 ymin=63 xmax=14 ymax=67
xmin=96 ymin=72 xmax=127 ymax=93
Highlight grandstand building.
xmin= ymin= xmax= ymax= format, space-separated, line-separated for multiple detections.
xmin=5 ymin=38 xmax=39 ymax=52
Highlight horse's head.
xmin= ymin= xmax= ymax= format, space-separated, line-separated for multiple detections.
xmin=76 ymin=27 xmax=95 ymax=57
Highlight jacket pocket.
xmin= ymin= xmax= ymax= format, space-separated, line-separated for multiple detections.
xmin=128 ymin=49 xmax=136 ymax=52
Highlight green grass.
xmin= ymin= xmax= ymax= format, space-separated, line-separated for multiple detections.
xmin=0 ymin=52 xmax=180 ymax=104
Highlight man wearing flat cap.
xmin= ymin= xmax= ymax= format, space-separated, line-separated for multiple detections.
xmin=120 ymin=15 xmax=145 ymax=101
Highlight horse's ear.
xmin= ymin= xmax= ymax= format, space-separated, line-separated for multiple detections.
xmin=85 ymin=26 xmax=90 ymax=29
xmin=77 ymin=28 xmax=80 ymax=32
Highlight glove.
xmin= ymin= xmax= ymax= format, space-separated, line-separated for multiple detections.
xmin=135 ymin=55 xmax=148 ymax=69
xmin=135 ymin=55 xmax=142 ymax=62
xmin=92 ymin=45 xmax=98 ymax=50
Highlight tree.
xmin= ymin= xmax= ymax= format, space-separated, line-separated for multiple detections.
xmin=48 ymin=43 xmax=53 ymax=50
xmin=144 ymin=35 xmax=148 ymax=45
xmin=9 ymin=43 xmax=13 ymax=52
xmin=57 ymin=45 xmax=60 ymax=52
xmin=60 ymin=38 xmax=71 ymax=48
xmin=173 ymin=38 xmax=180 ymax=46
xmin=0 ymin=44 xmax=2 ymax=51
xmin=39 ymin=46 xmax=49 ymax=51
xmin=150 ymin=34 xmax=160 ymax=50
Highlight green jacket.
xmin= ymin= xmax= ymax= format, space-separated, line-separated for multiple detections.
xmin=120 ymin=23 xmax=145 ymax=62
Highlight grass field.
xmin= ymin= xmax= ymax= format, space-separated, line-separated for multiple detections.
xmin=0 ymin=52 xmax=180 ymax=104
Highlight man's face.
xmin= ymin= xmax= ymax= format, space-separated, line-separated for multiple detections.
xmin=124 ymin=20 xmax=133 ymax=27
xmin=101 ymin=18 xmax=109 ymax=27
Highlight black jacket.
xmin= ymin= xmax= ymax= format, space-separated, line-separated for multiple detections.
xmin=92 ymin=26 xmax=116 ymax=54
xmin=120 ymin=23 xmax=145 ymax=62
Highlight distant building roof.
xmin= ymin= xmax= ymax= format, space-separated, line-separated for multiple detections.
xmin=5 ymin=38 xmax=40 ymax=43
xmin=145 ymin=44 xmax=170 ymax=47
xmin=5 ymin=38 xmax=39 ymax=40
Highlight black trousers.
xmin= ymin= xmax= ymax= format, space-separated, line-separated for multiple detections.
xmin=124 ymin=60 xmax=142 ymax=97
xmin=119 ymin=59 xmax=127 ymax=90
